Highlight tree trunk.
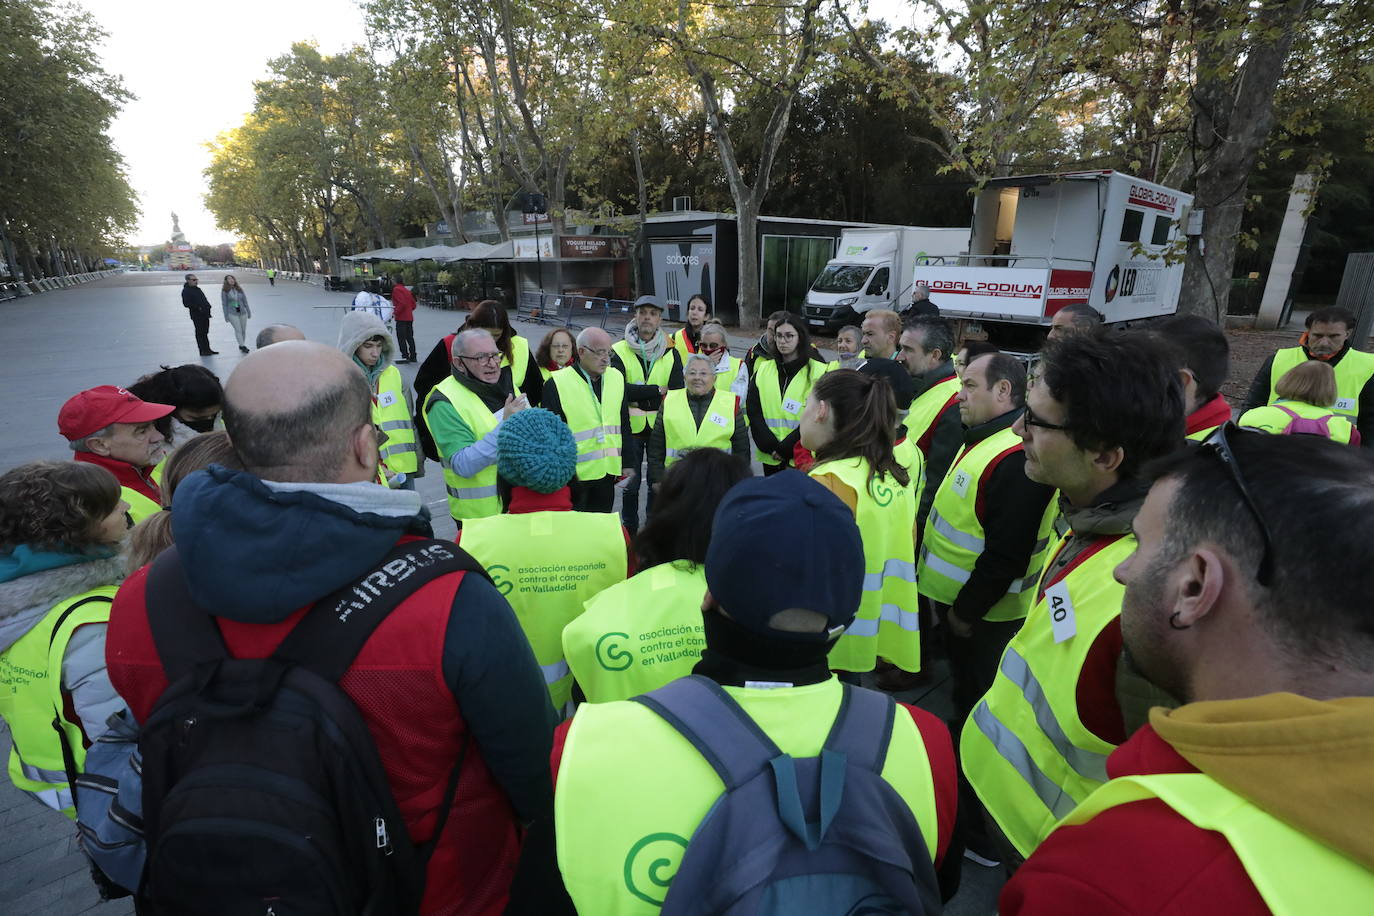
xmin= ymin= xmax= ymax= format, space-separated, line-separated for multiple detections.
xmin=630 ymin=129 xmax=648 ymax=296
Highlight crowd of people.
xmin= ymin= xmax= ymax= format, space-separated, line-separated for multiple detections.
xmin=1 ymin=278 xmax=1372 ymax=914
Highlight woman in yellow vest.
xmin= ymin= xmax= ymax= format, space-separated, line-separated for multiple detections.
xmin=747 ymin=314 xmax=830 ymax=475
xmin=697 ymin=322 xmax=748 ymax=397
xmin=462 ymin=300 xmax=543 ymax=405
xmin=0 ymin=461 xmax=131 ymax=816
xmin=669 ymin=294 xmax=710 ymax=360
xmin=565 ymin=448 xmax=751 ymax=704
xmin=1239 ymin=360 xmax=1360 ymax=445
xmin=646 ymin=354 xmax=751 ymax=487
xmin=801 ymin=369 xmax=921 ymax=677
xmin=338 ymin=310 xmax=420 ymax=489
xmin=536 ymin=326 xmax=577 ymax=382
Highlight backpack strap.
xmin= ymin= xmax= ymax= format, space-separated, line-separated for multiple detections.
xmin=822 ymin=684 xmax=896 ymax=774
xmin=633 ymin=675 xmax=784 ymax=789
xmin=147 ymin=547 xmax=232 ymax=682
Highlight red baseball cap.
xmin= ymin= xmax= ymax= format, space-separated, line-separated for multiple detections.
xmin=58 ymin=386 xmax=175 ymax=441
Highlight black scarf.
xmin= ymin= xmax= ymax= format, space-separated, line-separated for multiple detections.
xmin=453 ymin=368 xmax=511 ymax=412
xmin=691 ymin=608 xmax=833 ymax=688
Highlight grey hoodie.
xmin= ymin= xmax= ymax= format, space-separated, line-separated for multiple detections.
xmin=337 ymin=310 xmax=410 ymax=408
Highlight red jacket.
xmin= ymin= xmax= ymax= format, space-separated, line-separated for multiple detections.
xmin=107 ymin=551 xmax=521 ymax=915
xmin=391 ymin=283 xmax=417 ymax=321
xmin=999 ymin=723 xmax=1265 ymax=914
xmin=76 ymin=450 xmax=162 ymax=504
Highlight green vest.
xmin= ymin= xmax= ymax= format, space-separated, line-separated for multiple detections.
xmin=810 ymin=456 xmax=920 ymax=673
xmin=502 ymin=335 xmax=531 ymax=391
xmin=551 ymin=366 xmax=626 ymax=481
xmin=917 ymin=427 xmax=1057 ymax=622
xmin=462 ymin=509 xmax=627 ymax=710
xmin=1270 ymin=346 xmax=1374 ymax=420
xmin=612 ymin=339 xmax=678 ymax=433
xmin=906 ymin=374 xmax=961 ymax=455
xmin=563 ymin=561 xmax=707 ymax=704
xmin=661 ymin=389 xmax=735 ymax=466
xmin=1057 ymin=772 xmax=1374 ymax=915
xmin=960 ymin=532 xmax=1138 ymax=857
xmin=753 ymin=358 xmax=827 ymax=466
xmin=122 ymin=485 xmax=161 ymax=524
xmin=423 ymin=376 xmax=501 ymax=521
xmin=1239 ymin=401 xmax=1359 ymax=445
xmin=374 ymin=364 xmax=418 ymax=475
xmin=0 ymin=586 xmax=116 ymax=817
xmin=555 ymin=677 xmax=941 ymax=915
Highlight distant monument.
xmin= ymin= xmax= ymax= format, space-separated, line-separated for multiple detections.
xmin=166 ymin=211 xmax=195 ymax=270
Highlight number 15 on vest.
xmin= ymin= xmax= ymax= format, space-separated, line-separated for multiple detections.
xmin=1044 ymin=580 xmax=1077 ymax=643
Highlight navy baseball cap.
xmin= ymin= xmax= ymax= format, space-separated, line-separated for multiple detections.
xmin=705 ymin=470 xmax=865 ymax=642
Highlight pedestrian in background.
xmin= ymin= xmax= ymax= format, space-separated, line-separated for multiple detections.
xmin=391 ymin=279 xmax=417 ymax=363
xmin=670 ymin=294 xmax=710 ymax=359
xmin=265 ymin=267 xmax=275 ymax=286
xmin=180 ymin=274 xmax=216 ymax=356
xmin=220 ymin=275 xmax=251 ymax=354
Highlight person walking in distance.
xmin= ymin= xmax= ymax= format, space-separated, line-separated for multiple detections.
xmin=220 ymin=275 xmax=251 ymax=354
xmin=180 ymin=274 xmax=216 ymax=356
xmin=266 ymin=267 xmax=276 ymax=286
xmin=391 ymin=279 xmax=418 ymax=363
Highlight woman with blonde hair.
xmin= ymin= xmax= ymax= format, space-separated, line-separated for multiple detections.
xmin=126 ymin=431 xmax=240 ymax=573
xmin=1238 ymin=360 xmax=1360 ymax=444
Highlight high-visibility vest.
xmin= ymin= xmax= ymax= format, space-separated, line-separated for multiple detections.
xmin=753 ymin=358 xmax=827 ymax=466
xmin=1239 ymin=401 xmax=1359 ymax=445
xmin=501 ymin=335 xmax=531 ymax=391
xmin=661 ymin=389 xmax=736 ymax=466
xmin=809 ymin=456 xmax=920 ymax=673
xmin=669 ymin=327 xmax=698 ymax=361
xmin=712 ymin=355 xmax=743 ymax=394
xmin=563 ymin=560 xmax=707 ymax=704
xmin=612 ymin=339 xmax=678 ymax=433
xmin=960 ymin=532 xmax=1138 ymax=857
xmin=894 ymin=437 xmax=927 ymax=511
xmin=906 ymin=374 xmax=961 ymax=457
xmin=555 ymin=676 xmax=942 ymax=915
xmin=122 ymin=485 xmax=161 ymax=524
xmin=462 ymin=510 xmax=627 ymax=710
xmin=917 ymin=427 xmax=1057 ymax=622
xmin=551 ymin=366 xmax=626 ymax=481
xmin=1056 ymin=772 xmax=1374 ymax=915
xmin=1270 ymin=346 xmax=1374 ymax=420
xmin=423 ymin=376 xmax=502 ymax=521
xmin=374 ymin=364 xmax=418 ymax=475
xmin=0 ymin=586 xmax=116 ymax=817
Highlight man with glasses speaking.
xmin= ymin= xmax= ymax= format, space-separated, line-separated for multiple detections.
xmin=960 ymin=328 xmax=1186 ymax=868
xmin=180 ymin=273 xmax=217 ymax=356
xmin=542 ymin=326 xmax=633 ymax=512
xmin=424 ymin=329 xmax=528 ymax=527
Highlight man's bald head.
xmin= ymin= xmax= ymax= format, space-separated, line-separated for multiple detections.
xmin=255 ymin=323 xmax=306 ymax=348
xmin=223 ymin=341 xmax=373 ymax=482
xmin=576 ymin=327 xmax=613 ymax=376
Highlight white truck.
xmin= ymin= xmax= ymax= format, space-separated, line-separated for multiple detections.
xmin=911 ymin=170 xmax=1195 ymax=348
xmin=802 ymin=226 xmax=969 ymax=333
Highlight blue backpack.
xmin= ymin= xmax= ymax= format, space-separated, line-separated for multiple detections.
xmin=633 ymin=675 xmax=940 ymax=915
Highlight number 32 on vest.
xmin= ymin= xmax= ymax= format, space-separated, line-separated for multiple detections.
xmin=1044 ymin=580 xmax=1077 ymax=643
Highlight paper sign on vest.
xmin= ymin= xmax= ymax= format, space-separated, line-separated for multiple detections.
xmin=707 ymin=412 xmax=729 ymax=428
xmin=950 ymin=467 xmax=972 ymax=498
xmin=1044 ymin=580 xmax=1077 ymax=643
xmin=783 ymin=398 xmax=802 ymax=414
xmin=377 ymin=390 xmax=398 ymax=408
xmin=1336 ymin=397 xmax=1357 ymax=411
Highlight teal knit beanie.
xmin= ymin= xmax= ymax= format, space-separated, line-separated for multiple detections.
xmin=497 ymin=408 xmax=578 ymax=493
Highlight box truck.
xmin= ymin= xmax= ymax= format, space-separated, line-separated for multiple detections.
xmin=802 ymin=226 xmax=969 ymax=332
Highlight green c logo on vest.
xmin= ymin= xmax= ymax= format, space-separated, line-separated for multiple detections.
xmin=872 ymin=480 xmax=894 ymax=507
xmin=595 ymin=632 xmax=633 ymax=671
xmin=487 ymin=564 xmax=513 ymax=596
xmin=623 ymin=832 xmax=689 ymax=905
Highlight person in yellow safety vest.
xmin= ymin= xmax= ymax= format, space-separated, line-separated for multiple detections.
xmin=829 ymin=324 xmax=865 ymax=371
xmin=541 ymin=326 xmax=633 ymax=513
xmin=748 ymin=314 xmax=830 ymax=475
xmin=799 ymin=369 xmax=921 ymax=677
xmin=459 ymin=408 xmax=631 ymax=714
xmin=897 ymin=317 xmax=964 ymax=529
xmin=125 ymin=363 xmax=224 ymax=488
xmin=459 ymin=300 xmax=544 ymax=406
xmin=668 ymin=294 xmax=709 ymax=360
xmin=611 ymin=295 xmax=685 ymax=534
xmin=918 ymin=352 xmax=1057 ymax=723
xmin=0 ymin=461 xmax=132 ymax=816
xmin=1239 ymin=360 xmax=1362 ymax=444
xmin=961 ymin=329 xmax=1186 ymax=865
xmin=337 ymin=311 xmax=421 ymax=490
xmin=647 ymin=354 xmax=751 ymax=487
xmin=553 ymin=471 xmax=964 ymax=912
xmin=1244 ymin=305 xmax=1374 ymax=446
xmin=1003 ymin=428 xmax=1374 ymax=915
xmin=536 ymin=326 xmax=577 ymax=382
xmin=697 ymin=322 xmax=749 ymax=398
xmin=59 ymin=385 xmax=175 ymax=525
xmin=1151 ymin=314 xmax=1234 ymax=441
xmin=425 ymin=330 xmax=530 ymax=526
xmin=564 ymin=448 xmax=750 ymax=704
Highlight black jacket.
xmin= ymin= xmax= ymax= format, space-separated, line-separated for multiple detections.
xmin=181 ymin=283 xmax=211 ymax=312
xmin=610 ymin=348 xmax=684 ymax=440
xmin=746 ymin=354 xmax=829 ymax=462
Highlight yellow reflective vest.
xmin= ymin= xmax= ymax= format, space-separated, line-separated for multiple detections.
xmin=917 ymin=426 xmax=1057 ymax=622
xmin=906 ymin=374 xmax=961 ymax=457
xmin=661 ymin=389 xmax=736 ymax=466
xmin=551 ymin=366 xmax=626 ymax=481
xmin=564 ymin=560 xmax=707 ymax=704
xmin=555 ymin=676 xmax=942 ymax=915
xmin=502 ymin=335 xmax=532 ymax=391
xmin=712 ymin=355 xmax=743 ymax=394
xmin=753 ymin=358 xmax=828 ymax=466
xmin=462 ymin=509 xmax=628 ymax=711
xmin=1056 ymin=772 xmax=1374 ymax=915
xmin=374 ymin=364 xmax=418 ymax=476
xmin=1239 ymin=400 xmax=1359 ymax=445
xmin=423 ymin=376 xmax=501 ymax=521
xmin=122 ymin=485 xmax=162 ymax=524
xmin=810 ymin=456 xmax=920 ymax=673
xmin=1269 ymin=346 xmax=1374 ymax=420
xmin=0 ymin=586 xmax=116 ymax=817
xmin=960 ymin=532 xmax=1138 ymax=856
xmin=612 ymin=339 xmax=678 ymax=433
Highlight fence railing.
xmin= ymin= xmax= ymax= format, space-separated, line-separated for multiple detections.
xmin=1 ymin=269 xmax=119 ymax=300
xmin=515 ymin=292 xmax=636 ymax=331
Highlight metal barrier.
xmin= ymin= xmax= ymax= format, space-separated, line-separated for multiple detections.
xmin=603 ymin=299 xmax=634 ymax=333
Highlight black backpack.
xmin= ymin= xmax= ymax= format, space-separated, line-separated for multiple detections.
xmin=136 ymin=539 xmax=486 ymax=915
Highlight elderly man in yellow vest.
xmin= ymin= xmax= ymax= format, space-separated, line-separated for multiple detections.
xmin=961 ymin=329 xmax=1185 ymax=865
xmin=60 ymin=385 xmax=174 ymax=523
xmin=646 ymin=354 xmax=750 ymax=487
xmin=897 ymin=317 xmax=963 ymax=529
xmin=423 ymin=329 xmax=528 ymax=527
xmin=542 ymin=327 xmax=633 ymax=513
xmin=1003 ymin=429 xmax=1374 ymax=913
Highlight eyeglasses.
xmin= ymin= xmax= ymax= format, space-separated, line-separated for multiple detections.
xmin=1199 ymin=423 xmax=1275 ymax=586
xmin=1022 ymin=402 xmax=1070 ymax=431
xmin=459 ymin=352 xmax=502 ymax=365
xmin=774 ymin=332 xmax=799 ymax=342
xmin=580 ymin=346 xmax=611 ymax=358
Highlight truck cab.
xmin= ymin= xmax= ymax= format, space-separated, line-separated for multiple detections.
xmin=803 ymin=227 xmax=966 ymax=333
